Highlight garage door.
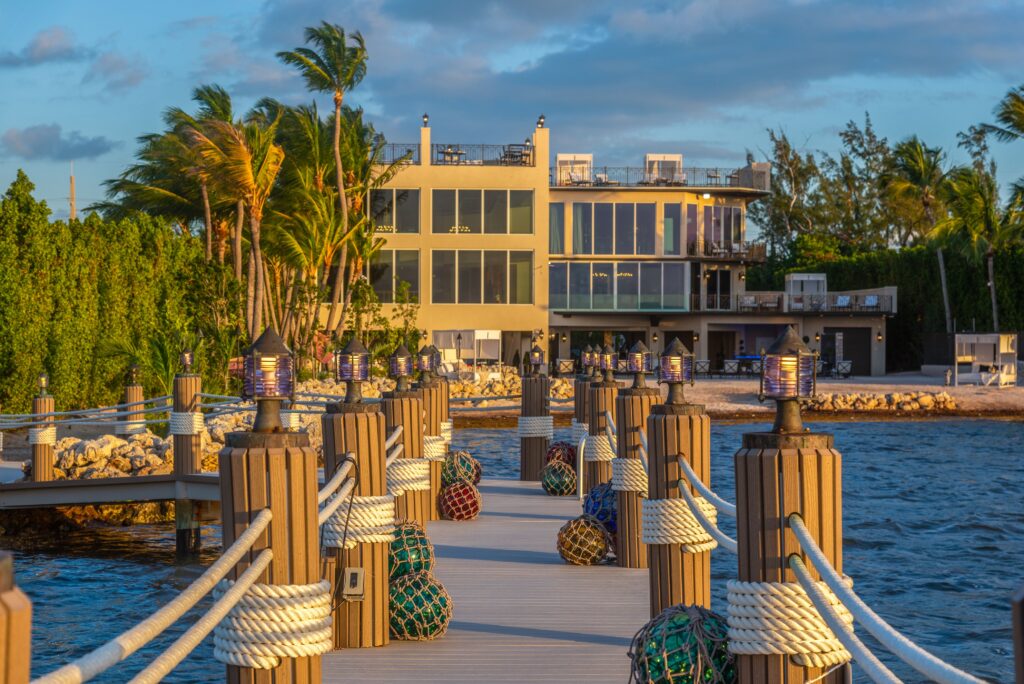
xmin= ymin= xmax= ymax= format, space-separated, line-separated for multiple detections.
xmin=825 ymin=327 xmax=871 ymax=375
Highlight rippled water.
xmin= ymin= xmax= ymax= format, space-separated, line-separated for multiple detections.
xmin=17 ymin=419 xmax=1024 ymax=682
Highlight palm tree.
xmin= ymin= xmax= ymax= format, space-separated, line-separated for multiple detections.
xmin=190 ymin=116 xmax=285 ymax=338
xmin=277 ymin=23 xmax=368 ymax=333
xmin=885 ymin=137 xmax=953 ymax=334
xmin=982 ymin=83 xmax=1024 ymax=203
xmin=934 ymin=168 xmax=1022 ymax=332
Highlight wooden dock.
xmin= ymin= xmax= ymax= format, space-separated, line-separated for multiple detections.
xmin=325 ymin=479 xmax=649 ymax=683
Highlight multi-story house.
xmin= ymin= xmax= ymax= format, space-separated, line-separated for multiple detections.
xmin=367 ymin=117 xmax=896 ymax=376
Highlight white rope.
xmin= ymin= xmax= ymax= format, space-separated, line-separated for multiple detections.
xmin=114 ymin=420 xmax=146 ymax=436
xmin=387 ymin=458 xmax=431 ymax=495
xmin=642 ymin=497 xmax=718 ymax=552
xmin=584 ymin=433 xmax=615 ymax=462
xmin=603 ymin=410 xmax=617 ymax=435
xmin=384 ymin=425 xmax=404 ymax=450
xmin=280 ymin=411 xmax=301 ymax=431
xmin=789 ymin=514 xmax=985 ymax=684
xmin=727 ymin=578 xmax=853 ymax=669
xmin=386 ymin=443 xmax=404 ymax=467
xmin=571 ymin=419 xmax=588 ymax=446
xmin=611 ymin=458 xmax=648 ymax=493
xmin=423 ymin=435 xmax=447 ymax=460
xmin=517 ymin=415 xmax=554 ymax=439
xmin=212 ymin=579 xmax=332 ymax=670
xmin=28 ymin=426 xmax=57 ymax=445
xmin=677 ymin=456 xmax=736 ymax=518
xmin=33 ymin=509 xmax=273 ymax=684
xmin=318 ymin=457 xmax=354 ymax=505
xmin=577 ymin=434 xmax=587 ymax=501
xmin=321 ymin=494 xmax=395 ymax=549
xmin=789 ymin=556 xmax=901 ymax=683
xmin=677 ymin=480 xmax=738 ymax=553
xmin=168 ymin=412 xmax=204 ymax=436
xmin=439 ymin=420 xmax=453 ymax=444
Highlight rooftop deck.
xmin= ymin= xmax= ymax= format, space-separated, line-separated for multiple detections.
xmin=325 ymin=479 xmax=648 ymax=683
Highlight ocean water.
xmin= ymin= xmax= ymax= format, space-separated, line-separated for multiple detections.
xmin=16 ymin=419 xmax=1024 ymax=682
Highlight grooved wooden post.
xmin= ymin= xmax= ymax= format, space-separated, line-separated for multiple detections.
xmin=119 ymin=380 xmax=144 ymax=436
xmin=383 ymin=389 xmax=429 ymax=525
xmin=419 ymin=379 xmax=445 ymax=520
xmin=1013 ymin=583 xmax=1024 ymax=684
xmin=219 ymin=430 xmax=321 ymax=682
xmin=321 ymin=405 xmax=389 ymax=648
xmin=31 ymin=392 xmax=55 ymax=483
xmin=519 ymin=374 xmax=550 ymax=481
xmin=0 ymin=552 xmax=32 ymax=683
xmin=173 ymin=373 xmax=202 ymax=557
xmin=734 ymin=431 xmax=847 ymax=684
xmin=584 ymin=381 xmax=619 ymax=492
xmin=573 ymin=376 xmax=591 ymax=428
xmin=646 ymin=404 xmax=711 ymax=616
xmin=614 ymin=387 xmax=657 ymax=568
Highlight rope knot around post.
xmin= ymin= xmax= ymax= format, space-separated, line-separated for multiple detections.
xmin=584 ymin=433 xmax=616 ymax=463
xmin=321 ymin=494 xmax=396 ymax=549
xmin=280 ymin=410 xmax=301 ymax=431
xmin=439 ymin=420 xmax=453 ymax=444
xmin=726 ymin=578 xmax=854 ymax=669
xmin=516 ymin=415 xmax=554 ymax=440
xmin=28 ymin=425 xmax=57 ymax=445
xmin=169 ymin=411 xmax=204 ymax=436
xmin=212 ymin=579 xmax=333 ymax=670
xmin=571 ymin=419 xmax=589 ymax=446
xmin=423 ymin=435 xmax=447 ymax=460
xmin=611 ymin=457 xmax=648 ymax=493
xmin=641 ymin=497 xmax=718 ymax=552
xmin=387 ymin=458 xmax=432 ymax=496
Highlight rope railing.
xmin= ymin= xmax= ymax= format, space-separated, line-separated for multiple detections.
xmin=33 ymin=508 xmax=273 ymax=684
xmin=677 ymin=457 xmax=736 ymax=518
xmin=637 ymin=428 xmax=650 ymax=475
xmin=384 ymin=425 xmax=404 ymax=451
xmin=576 ymin=433 xmax=588 ymax=500
xmin=675 ymin=459 xmax=737 ymax=553
xmin=196 ymin=393 xmax=242 ymax=402
xmin=318 ymin=459 xmax=355 ymax=505
xmin=603 ymin=410 xmax=617 ymax=436
xmin=386 ymin=443 xmax=404 ymax=467
xmin=788 ymin=514 xmax=984 ymax=684
xmin=0 ymin=403 xmax=172 ymax=429
xmin=0 ymin=395 xmax=172 ymax=421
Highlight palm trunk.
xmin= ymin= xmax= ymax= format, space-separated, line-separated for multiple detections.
xmin=200 ymin=182 xmax=212 ymax=261
xmin=215 ymin=220 xmax=227 ymax=264
xmin=325 ymin=93 xmax=351 ymax=334
xmin=987 ymin=252 xmax=999 ymax=332
xmin=250 ymin=215 xmax=264 ymax=337
xmin=245 ymin=253 xmax=255 ymax=338
xmin=233 ymin=200 xmax=244 ymax=280
xmin=936 ymin=247 xmax=953 ymax=334
xmin=325 ymin=249 xmax=347 ymax=332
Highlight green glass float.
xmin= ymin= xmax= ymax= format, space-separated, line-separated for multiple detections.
xmin=442 ymin=450 xmax=478 ymax=486
xmin=541 ymin=460 xmax=576 ymax=496
xmin=628 ymin=604 xmax=736 ymax=684
xmin=389 ymin=521 xmax=434 ymax=580
xmin=389 ymin=571 xmax=454 ymax=641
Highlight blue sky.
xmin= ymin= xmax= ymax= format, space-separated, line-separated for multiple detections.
xmin=1 ymin=0 xmax=1022 ymax=219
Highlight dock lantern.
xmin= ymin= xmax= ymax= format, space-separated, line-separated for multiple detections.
xmin=422 ymin=112 xmax=429 ymax=127
xmin=180 ymin=348 xmax=194 ymax=374
xmin=243 ymin=327 xmax=294 ymax=433
xmin=336 ymin=338 xmax=370 ymax=404
xmin=599 ymin=344 xmax=616 ymax=384
xmin=759 ymin=326 xmax=817 ymax=434
xmin=429 ymin=345 xmax=442 ymax=375
xmin=627 ymin=341 xmax=652 ymax=389
xmin=537 ymin=113 xmax=546 ymax=128
xmin=659 ymin=338 xmax=695 ymax=406
xmin=37 ymin=372 xmax=49 ymax=396
xmin=417 ymin=345 xmax=436 ymax=385
xmin=389 ymin=344 xmax=413 ymax=392
xmin=127 ymin=364 xmax=140 ymax=385
xmin=580 ymin=344 xmax=595 ymax=377
xmin=529 ymin=345 xmax=544 ymax=377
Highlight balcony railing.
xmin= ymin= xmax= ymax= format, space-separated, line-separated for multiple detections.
xmin=687 ymin=240 xmax=766 ymax=262
xmin=432 ymin=144 xmax=535 ymax=166
xmin=551 ymin=287 xmax=894 ymax=315
xmin=551 ymin=165 xmax=769 ymax=190
xmin=379 ymin=143 xmax=420 ymax=165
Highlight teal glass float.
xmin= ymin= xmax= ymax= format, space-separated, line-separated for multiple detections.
xmin=389 ymin=521 xmax=434 ymax=580
xmin=628 ymin=604 xmax=736 ymax=684
xmin=389 ymin=571 xmax=454 ymax=641
xmin=442 ymin=450 xmax=480 ymax=486
xmin=541 ymin=460 xmax=576 ymax=496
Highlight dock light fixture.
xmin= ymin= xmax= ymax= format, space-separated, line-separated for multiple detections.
xmin=693 ymin=331 xmax=700 ymax=343
xmin=336 ymin=338 xmax=370 ymax=404
xmin=561 ymin=332 xmax=567 ymax=343
xmin=580 ymin=344 xmax=595 ymax=377
xmin=38 ymin=372 xmax=49 ymax=396
xmin=525 ymin=138 xmax=532 ymax=147
xmin=537 ymin=114 xmax=546 ymax=128
xmin=243 ymin=327 xmax=294 ymax=433
xmin=599 ymin=344 xmax=616 ymax=383
xmin=389 ymin=344 xmax=413 ymax=392
xmin=627 ymin=341 xmax=652 ymax=389
xmin=876 ymin=330 xmax=884 ymax=343
xmin=815 ymin=332 xmax=821 ymax=343
xmin=659 ymin=338 xmax=695 ymax=406
xmin=529 ymin=345 xmax=544 ymax=376
xmin=652 ymin=332 xmax=659 ymax=344
xmin=180 ymin=348 xmax=194 ymax=374
xmin=429 ymin=345 xmax=442 ymax=373
xmin=422 ymin=112 xmax=429 ymax=127
xmin=127 ymin=364 xmax=140 ymax=385
xmin=417 ymin=345 xmax=436 ymax=385
xmin=759 ymin=326 xmax=817 ymax=434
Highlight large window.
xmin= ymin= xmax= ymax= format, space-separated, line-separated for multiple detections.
xmin=433 ymin=189 xmax=533 ymax=234
xmin=367 ymin=249 xmax=419 ymax=302
xmin=572 ymin=203 xmax=592 ymax=254
xmin=370 ymin=189 xmax=419 ymax=233
xmin=432 ymin=250 xmax=533 ymax=304
xmin=572 ymin=201 xmax=656 ymax=255
xmin=636 ymin=203 xmax=655 ymax=254
xmin=664 ymin=203 xmax=681 ymax=256
xmin=459 ymin=191 xmax=482 ymax=233
xmin=433 ymin=190 xmax=457 ymax=233
xmin=615 ymin=203 xmax=634 ymax=255
xmin=484 ymin=190 xmax=507 ymax=234
xmin=592 ymin=263 xmax=614 ymax=309
xmin=549 ymin=203 xmax=565 ymax=254
xmin=663 ymin=262 xmax=686 ymax=309
xmin=549 ymin=262 xmax=567 ymax=309
xmin=594 ymin=203 xmax=613 ymax=254
xmin=569 ymin=262 xmax=590 ymax=309
xmin=686 ymin=204 xmax=698 ymax=249
xmin=616 ymin=263 xmax=638 ymax=309
xmin=547 ymin=260 xmax=692 ymax=311
xmin=509 ymin=191 xmax=533 ymax=234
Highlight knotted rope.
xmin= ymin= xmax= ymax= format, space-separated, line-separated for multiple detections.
xmin=439 ymin=420 xmax=453 ymax=444
xmin=212 ymin=579 xmax=332 ymax=669
xmin=611 ymin=458 xmax=648 ymax=493
xmin=28 ymin=425 xmax=57 ymax=445
xmin=517 ymin=415 xmax=554 ymax=439
xmin=423 ymin=435 xmax=447 ymax=460
xmin=169 ymin=411 xmax=204 ymax=436
xmin=280 ymin=411 xmax=301 ymax=431
xmin=727 ymin=578 xmax=854 ymax=669
xmin=583 ymin=433 xmax=615 ymax=462
xmin=114 ymin=419 xmax=146 ymax=436
xmin=641 ymin=496 xmax=718 ymax=552
xmin=321 ymin=494 xmax=395 ymax=549
xmin=387 ymin=458 xmax=432 ymax=496
xmin=571 ymin=420 xmax=589 ymax=446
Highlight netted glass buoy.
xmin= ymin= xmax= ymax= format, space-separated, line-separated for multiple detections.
xmin=389 ymin=571 xmax=453 ymax=641
xmin=439 ymin=481 xmax=481 ymax=520
xmin=541 ymin=460 xmax=576 ymax=496
xmin=583 ymin=481 xmax=618 ymax=534
xmin=628 ymin=604 xmax=735 ymax=684
xmin=389 ymin=521 xmax=434 ymax=580
xmin=546 ymin=441 xmax=576 ymax=467
xmin=557 ymin=514 xmax=610 ymax=565
xmin=442 ymin=450 xmax=480 ymax=486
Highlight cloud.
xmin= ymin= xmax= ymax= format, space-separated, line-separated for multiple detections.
xmin=83 ymin=52 xmax=147 ymax=91
xmin=0 ymin=26 xmax=92 ymax=67
xmin=0 ymin=124 xmax=118 ymax=161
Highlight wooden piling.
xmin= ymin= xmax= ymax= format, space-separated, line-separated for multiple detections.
xmin=418 ymin=379 xmax=445 ymax=521
xmin=584 ymin=381 xmax=619 ymax=492
xmin=173 ymin=373 xmax=202 ymax=557
xmin=219 ymin=430 xmax=322 ymax=683
xmin=31 ymin=393 xmax=55 ymax=482
xmin=321 ymin=405 xmax=390 ymax=649
xmin=734 ymin=431 xmax=847 ymax=684
xmin=383 ymin=390 xmax=429 ymax=526
xmin=0 ymin=552 xmax=32 ymax=684
xmin=646 ymin=404 xmax=712 ymax=616
xmin=573 ymin=377 xmax=591 ymax=431
xmin=519 ymin=375 xmax=550 ymax=481
xmin=119 ymin=382 xmax=144 ymax=436
xmin=614 ymin=387 xmax=657 ymax=568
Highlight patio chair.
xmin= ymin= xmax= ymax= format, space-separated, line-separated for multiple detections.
xmin=862 ymin=294 xmax=880 ymax=311
xmin=835 ymin=360 xmax=852 ymax=378
xmin=834 ymin=295 xmax=851 ymax=310
xmin=739 ymin=295 xmax=756 ymax=311
xmin=723 ymin=360 xmax=739 ymax=375
xmin=815 ymin=358 xmax=824 ymax=375
xmin=750 ymin=359 xmax=762 ymax=374
xmin=696 ymin=359 xmax=711 ymax=377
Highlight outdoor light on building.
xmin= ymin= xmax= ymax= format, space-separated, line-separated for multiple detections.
xmin=529 ymin=345 xmax=544 ymax=376
xmin=38 ymin=372 xmax=49 ymax=396
xmin=702 ymin=192 xmax=711 ymax=199
xmin=417 ymin=345 xmax=436 ymax=384
xmin=652 ymin=332 xmax=659 ymax=344
xmin=180 ymin=348 xmax=194 ymax=374
xmin=759 ymin=326 xmax=817 ymax=434
xmin=525 ymin=138 xmax=532 ymax=147
xmin=599 ymin=344 xmax=616 ymax=383
xmin=389 ymin=344 xmax=413 ymax=392
xmin=422 ymin=112 xmax=429 ymax=127
xmin=815 ymin=332 xmax=821 ymax=343
xmin=537 ymin=114 xmax=546 ymax=128
xmin=561 ymin=332 xmax=567 ymax=343
xmin=659 ymin=338 xmax=695 ymax=406
xmin=876 ymin=330 xmax=884 ymax=343
xmin=694 ymin=331 xmax=700 ymax=343
xmin=336 ymin=338 xmax=370 ymax=404
xmin=739 ymin=270 xmax=746 ymax=281
xmin=627 ymin=341 xmax=652 ymax=389
xmin=127 ymin=364 xmax=140 ymax=385
xmin=243 ymin=328 xmax=294 ymax=432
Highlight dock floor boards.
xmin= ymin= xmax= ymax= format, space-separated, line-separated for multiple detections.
xmin=324 ymin=479 xmax=648 ymax=683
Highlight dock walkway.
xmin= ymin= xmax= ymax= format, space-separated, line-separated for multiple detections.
xmin=325 ymin=479 xmax=648 ymax=683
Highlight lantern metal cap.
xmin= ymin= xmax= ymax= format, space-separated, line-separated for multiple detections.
xmin=248 ymin=327 xmax=291 ymax=356
xmin=418 ymin=344 xmax=433 ymax=357
xmin=390 ymin=343 xmax=411 ymax=361
xmin=629 ymin=340 xmax=649 ymax=355
xmin=664 ymin=337 xmax=690 ymax=356
xmin=530 ymin=344 xmax=544 ymax=356
xmin=765 ymin=326 xmax=809 ymax=356
xmin=342 ymin=337 xmax=369 ymax=355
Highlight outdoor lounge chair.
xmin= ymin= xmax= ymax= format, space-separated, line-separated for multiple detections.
xmin=862 ymin=294 xmax=880 ymax=310
xmin=835 ymin=360 xmax=853 ymax=378
xmin=723 ymin=360 xmax=739 ymax=375
xmin=696 ymin=359 xmax=711 ymax=377
xmin=834 ymin=295 xmax=851 ymax=310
